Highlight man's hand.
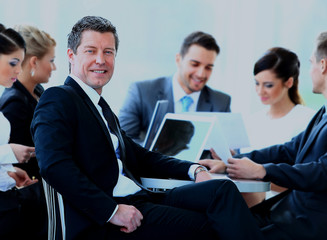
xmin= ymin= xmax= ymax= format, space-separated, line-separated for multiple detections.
xmin=7 ymin=167 xmax=38 ymax=187
xmin=109 ymin=204 xmax=143 ymax=233
xmin=194 ymin=170 xmax=212 ymax=183
xmin=10 ymin=144 xmax=35 ymax=163
xmin=226 ymin=157 xmax=266 ymax=180
xmin=198 ymin=159 xmax=226 ymax=173
xmin=198 ymin=148 xmax=226 ymax=173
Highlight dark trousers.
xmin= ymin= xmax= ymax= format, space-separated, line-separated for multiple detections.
xmin=105 ymin=179 xmax=264 ymax=240
xmin=251 ymin=190 xmax=293 ymax=240
xmin=0 ymin=182 xmax=48 ymax=240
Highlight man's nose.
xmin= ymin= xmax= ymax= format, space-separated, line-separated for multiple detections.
xmin=96 ymin=53 xmax=105 ymax=64
xmin=195 ymin=67 xmax=206 ymax=79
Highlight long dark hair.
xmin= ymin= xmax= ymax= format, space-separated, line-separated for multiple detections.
xmin=254 ymin=47 xmax=303 ymax=105
xmin=0 ymin=23 xmax=26 ymax=55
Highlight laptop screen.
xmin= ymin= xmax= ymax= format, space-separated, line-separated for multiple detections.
xmin=150 ymin=113 xmax=215 ymax=162
xmin=143 ymin=100 xmax=169 ymax=149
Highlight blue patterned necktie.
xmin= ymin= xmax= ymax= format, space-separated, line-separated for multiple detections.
xmin=181 ymin=95 xmax=193 ymax=112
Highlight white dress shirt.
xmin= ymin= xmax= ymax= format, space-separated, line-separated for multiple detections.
xmin=70 ymin=74 xmax=142 ymax=197
xmin=0 ymin=112 xmax=18 ymax=191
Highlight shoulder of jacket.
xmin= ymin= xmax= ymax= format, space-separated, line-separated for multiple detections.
xmin=203 ymin=85 xmax=231 ymax=99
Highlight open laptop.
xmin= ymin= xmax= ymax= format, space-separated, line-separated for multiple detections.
xmin=182 ymin=112 xmax=250 ymax=149
xmin=149 ymin=113 xmax=217 ymax=162
xmin=143 ymin=100 xmax=169 ymax=149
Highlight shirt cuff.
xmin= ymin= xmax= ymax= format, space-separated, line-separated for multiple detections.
xmin=0 ymin=144 xmax=18 ymax=164
xmin=188 ymin=164 xmax=201 ymax=180
xmin=107 ymin=205 xmax=119 ymax=222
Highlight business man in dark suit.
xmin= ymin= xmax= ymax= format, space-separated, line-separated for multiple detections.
xmin=201 ymin=32 xmax=327 ymax=240
xmin=119 ymin=31 xmax=231 ymax=144
xmin=31 ymin=16 xmax=264 ymax=240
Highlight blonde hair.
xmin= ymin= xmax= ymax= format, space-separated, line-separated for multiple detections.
xmin=14 ymin=25 xmax=56 ymax=65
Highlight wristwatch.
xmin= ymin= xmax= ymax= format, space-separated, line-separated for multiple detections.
xmin=194 ymin=166 xmax=208 ymax=179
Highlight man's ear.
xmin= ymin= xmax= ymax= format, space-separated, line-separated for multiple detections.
xmin=175 ymin=53 xmax=181 ymax=66
xmin=321 ymin=58 xmax=327 ymax=74
xmin=67 ymin=48 xmax=74 ymax=63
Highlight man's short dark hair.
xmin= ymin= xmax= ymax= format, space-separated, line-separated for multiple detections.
xmin=67 ymin=16 xmax=119 ymax=54
xmin=315 ymin=32 xmax=327 ymax=61
xmin=180 ymin=31 xmax=220 ymax=57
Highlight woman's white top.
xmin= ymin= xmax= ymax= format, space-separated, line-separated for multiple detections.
xmin=0 ymin=112 xmax=18 ymax=191
xmin=241 ymin=104 xmax=316 ymax=153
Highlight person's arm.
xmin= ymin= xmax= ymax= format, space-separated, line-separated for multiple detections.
xmin=10 ymin=144 xmax=35 ymax=163
xmin=0 ymin=144 xmax=35 ymax=164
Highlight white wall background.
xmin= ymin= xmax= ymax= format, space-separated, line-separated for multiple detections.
xmin=1 ymin=0 xmax=326 ymax=115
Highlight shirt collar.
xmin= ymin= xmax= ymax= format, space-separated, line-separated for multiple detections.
xmin=69 ymin=74 xmax=101 ymax=106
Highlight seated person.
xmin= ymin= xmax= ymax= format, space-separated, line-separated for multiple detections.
xmin=199 ymin=31 xmax=327 ymax=240
xmin=0 ymin=24 xmax=45 ymax=239
xmin=0 ymin=24 xmax=57 ymax=180
xmin=31 ymin=16 xmax=264 ymax=240
xmin=119 ymin=31 xmax=231 ymax=144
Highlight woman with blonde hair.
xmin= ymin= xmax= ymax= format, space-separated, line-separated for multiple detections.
xmin=0 ymin=24 xmax=56 ymax=239
xmin=0 ymin=23 xmax=42 ymax=239
xmin=0 ymin=24 xmax=56 ymax=179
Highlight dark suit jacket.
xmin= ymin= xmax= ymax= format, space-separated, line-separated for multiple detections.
xmin=240 ymin=107 xmax=327 ymax=240
xmin=31 ymin=77 xmax=195 ymax=239
xmin=0 ymin=80 xmax=41 ymax=146
xmin=119 ymin=76 xmax=231 ymax=143
xmin=0 ymin=80 xmax=43 ymax=178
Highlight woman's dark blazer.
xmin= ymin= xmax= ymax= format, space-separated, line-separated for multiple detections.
xmin=0 ymin=80 xmax=43 ymax=178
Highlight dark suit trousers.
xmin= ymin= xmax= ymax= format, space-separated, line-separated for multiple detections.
xmin=105 ymin=179 xmax=264 ymax=240
xmin=0 ymin=182 xmax=47 ymax=240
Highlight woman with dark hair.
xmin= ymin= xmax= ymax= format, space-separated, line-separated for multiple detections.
xmin=0 ymin=24 xmax=56 ymax=180
xmin=241 ymin=47 xmax=316 ymax=205
xmin=0 ymin=24 xmax=46 ymax=239
xmin=201 ymin=47 xmax=316 ymax=207
xmin=242 ymin=47 xmax=315 ymax=153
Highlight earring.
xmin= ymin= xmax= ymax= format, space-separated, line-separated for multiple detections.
xmin=31 ymin=70 xmax=35 ymax=77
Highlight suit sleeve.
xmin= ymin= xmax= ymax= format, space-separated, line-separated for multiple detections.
xmin=31 ymin=88 xmax=117 ymax=225
xmin=238 ymin=132 xmax=327 ymax=191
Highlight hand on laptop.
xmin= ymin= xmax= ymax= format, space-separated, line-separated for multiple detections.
xmin=198 ymin=148 xmax=227 ymax=173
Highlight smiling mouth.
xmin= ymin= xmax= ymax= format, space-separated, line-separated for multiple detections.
xmin=191 ymin=78 xmax=204 ymax=84
xmin=91 ymin=70 xmax=107 ymax=74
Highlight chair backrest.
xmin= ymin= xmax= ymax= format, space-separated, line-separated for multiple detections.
xmin=42 ymin=178 xmax=65 ymax=240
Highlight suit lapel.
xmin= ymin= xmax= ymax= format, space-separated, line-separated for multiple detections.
xmin=197 ymin=86 xmax=212 ymax=111
xmin=64 ymin=77 xmax=115 ymax=151
xmin=158 ymin=76 xmax=174 ymax=112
